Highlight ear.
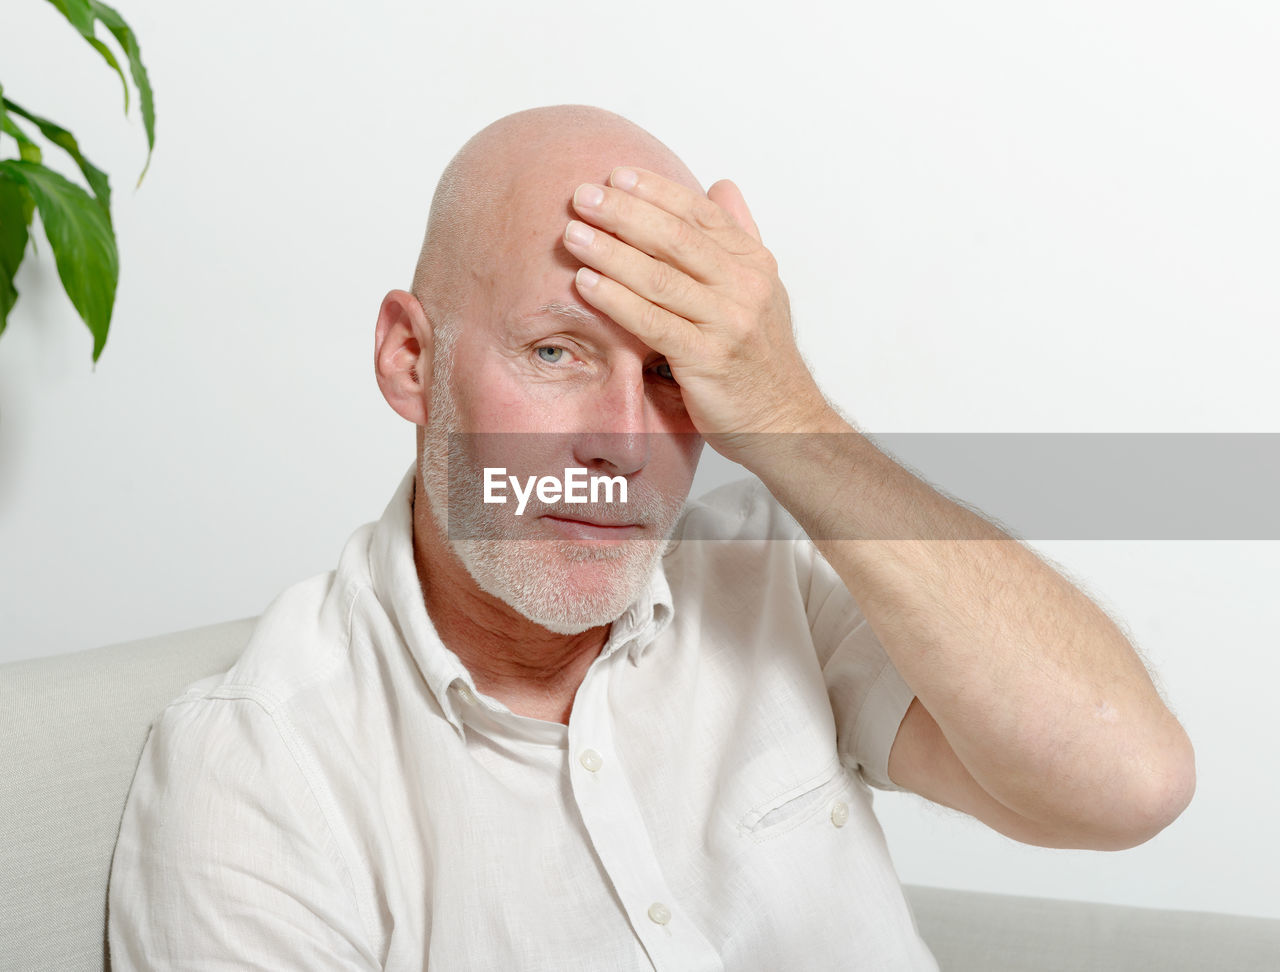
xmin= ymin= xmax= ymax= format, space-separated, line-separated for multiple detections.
xmin=374 ymin=289 xmax=433 ymax=425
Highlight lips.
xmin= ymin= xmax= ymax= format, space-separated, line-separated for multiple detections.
xmin=541 ymin=514 xmax=643 ymax=539
xmin=544 ymin=514 xmax=641 ymax=529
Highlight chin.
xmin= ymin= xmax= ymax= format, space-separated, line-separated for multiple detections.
xmin=456 ymin=535 xmax=661 ymax=635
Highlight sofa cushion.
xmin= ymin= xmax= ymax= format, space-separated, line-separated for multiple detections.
xmin=905 ymin=883 xmax=1280 ymax=971
xmin=0 ymin=620 xmax=254 ymax=972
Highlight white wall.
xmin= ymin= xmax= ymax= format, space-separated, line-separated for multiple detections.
xmin=2 ymin=0 xmax=1277 ymax=920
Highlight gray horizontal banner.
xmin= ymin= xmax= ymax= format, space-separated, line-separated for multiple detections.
xmin=434 ymin=433 xmax=1280 ymax=541
xmin=694 ymin=433 xmax=1280 ymax=541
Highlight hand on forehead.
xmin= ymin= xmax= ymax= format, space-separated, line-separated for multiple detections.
xmin=561 ymin=158 xmax=822 ymax=455
xmin=573 ymin=166 xmax=759 ymax=260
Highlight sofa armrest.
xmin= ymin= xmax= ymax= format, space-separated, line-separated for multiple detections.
xmin=0 ymin=619 xmax=255 ymax=972
xmin=904 ymin=883 xmax=1280 ymax=971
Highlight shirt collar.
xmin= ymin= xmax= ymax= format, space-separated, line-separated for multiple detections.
xmin=606 ymin=554 xmax=674 ymax=666
xmin=366 ymin=464 xmax=675 ymax=737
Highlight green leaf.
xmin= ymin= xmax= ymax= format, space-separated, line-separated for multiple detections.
xmin=0 ymin=178 xmax=35 ymax=336
xmin=0 ymin=94 xmax=40 ymax=258
xmin=44 ymin=0 xmax=95 ymax=35
xmin=0 ymin=160 xmax=118 ymax=360
xmin=45 ymin=0 xmax=132 ymax=107
xmin=3 ymin=98 xmax=112 ymax=212
xmin=44 ymin=0 xmax=153 ymax=176
xmin=88 ymin=0 xmax=155 ymax=183
xmin=86 ymin=36 xmax=131 ymax=113
xmin=1 ymin=113 xmax=45 ymax=165
xmin=44 ymin=0 xmax=133 ymax=112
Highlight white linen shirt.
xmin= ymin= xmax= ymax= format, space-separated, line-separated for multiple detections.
xmin=108 ymin=469 xmax=938 ymax=970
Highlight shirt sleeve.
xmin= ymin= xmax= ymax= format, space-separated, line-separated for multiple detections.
xmin=108 ymin=695 xmax=379 ymax=970
xmin=803 ymin=540 xmax=917 ymax=791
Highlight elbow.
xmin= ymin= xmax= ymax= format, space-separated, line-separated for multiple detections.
xmin=1140 ymin=728 xmax=1198 ymax=842
xmin=1094 ymin=727 xmax=1197 ymax=851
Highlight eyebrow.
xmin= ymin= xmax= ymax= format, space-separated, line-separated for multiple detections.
xmin=507 ymin=301 xmax=613 ymax=340
xmin=512 ymin=302 xmax=656 ymax=356
xmin=526 ymin=301 xmax=603 ymax=327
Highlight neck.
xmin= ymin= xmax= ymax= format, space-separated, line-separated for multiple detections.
xmin=411 ymin=475 xmax=608 ymax=725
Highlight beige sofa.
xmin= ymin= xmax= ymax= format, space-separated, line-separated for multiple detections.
xmin=3 ymin=621 xmax=1277 ymax=970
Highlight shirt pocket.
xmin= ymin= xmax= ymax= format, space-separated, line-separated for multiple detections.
xmin=737 ymin=756 xmax=854 ymax=843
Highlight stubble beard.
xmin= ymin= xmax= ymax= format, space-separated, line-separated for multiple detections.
xmin=420 ymin=364 xmax=686 ymax=635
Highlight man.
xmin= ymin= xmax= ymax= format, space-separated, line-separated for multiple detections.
xmin=108 ymin=105 xmax=1195 ymax=969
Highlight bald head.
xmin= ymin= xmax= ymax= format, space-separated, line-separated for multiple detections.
xmin=410 ymin=105 xmax=701 ymax=334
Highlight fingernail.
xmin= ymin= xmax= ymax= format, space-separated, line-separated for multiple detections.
xmin=576 ymin=267 xmax=600 ymax=288
xmin=565 ymin=221 xmax=595 ymax=246
xmin=611 ymin=167 xmax=638 ymax=190
xmin=575 ymin=184 xmax=605 ymax=208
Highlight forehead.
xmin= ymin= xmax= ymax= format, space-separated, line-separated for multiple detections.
xmin=459 ymin=138 xmax=701 ymax=347
xmin=486 ymin=132 xmax=701 ymax=252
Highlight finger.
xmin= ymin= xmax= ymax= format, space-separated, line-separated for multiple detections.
xmin=572 ymin=182 xmax=734 ymax=286
xmin=707 ymin=179 xmax=762 ymax=243
xmin=607 ymin=167 xmax=761 ymax=255
xmin=563 ymin=217 xmax=728 ymax=325
xmin=572 ymin=266 xmax=699 ymax=362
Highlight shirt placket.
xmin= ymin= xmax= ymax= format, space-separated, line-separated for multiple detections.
xmin=567 ymin=649 xmax=723 ymax=972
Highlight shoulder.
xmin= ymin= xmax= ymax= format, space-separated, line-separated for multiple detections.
xmin=665 ymin=477 xmax=829 ymax=613
xmin=135 ymin=689 xmax=305 ymax=804
xmin=114 ymin=687 xmax=345 ymax=895
xmin=671 ymin=476 xmax=807 ymax=546
xmin=110 ymin=684 xmax=377 ymax=965
xmin=665 ymin=475 xmax=869 ymax=635
xmin=178 ymin=521 xmax=380 ymax=710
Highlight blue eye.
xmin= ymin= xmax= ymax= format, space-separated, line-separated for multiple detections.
xmin=655 ymin=361 xmax=675 ymax=381
xmin=536 ymin=346 xmax=565 ymax=363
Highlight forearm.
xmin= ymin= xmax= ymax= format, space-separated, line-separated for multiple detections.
xmin=752 ymin=414 xmax=1195 ymax=845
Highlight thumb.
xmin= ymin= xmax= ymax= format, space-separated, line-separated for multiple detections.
xmin=707 ymin=178 xmax=762 ymax=242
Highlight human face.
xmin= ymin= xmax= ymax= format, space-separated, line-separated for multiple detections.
xmin=420 ymin=291 xmax=703 ymax=635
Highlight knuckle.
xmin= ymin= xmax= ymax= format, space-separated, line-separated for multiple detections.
xmin=667 ymin=219 xmax=700 ymax=260
xmin=692 ymin=198 xmax=725 ymax=232
xmin=718 ymin=300 xmax=754 ymax=335
xmin=640 ymin=299 xmax=669 ymax=338
xmin=647 ymin=258 xmax=678 ymax=295
xmin=741 ymin=270 xmax=774 ymax=305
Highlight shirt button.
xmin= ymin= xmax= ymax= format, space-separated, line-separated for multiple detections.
xmin=579 ymin=749 xmax=604 ymax=772
xmin=647 ymin=902 xmax=672 ymax=926
xmin=831 ymin=801 xmax=850 ymax=828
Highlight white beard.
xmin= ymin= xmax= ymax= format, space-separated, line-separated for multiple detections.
xmin=419 ymin=367 xmax=685 ymax=635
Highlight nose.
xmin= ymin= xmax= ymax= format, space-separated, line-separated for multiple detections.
xmin=570 ymin=366 xmax=650 ymax=476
